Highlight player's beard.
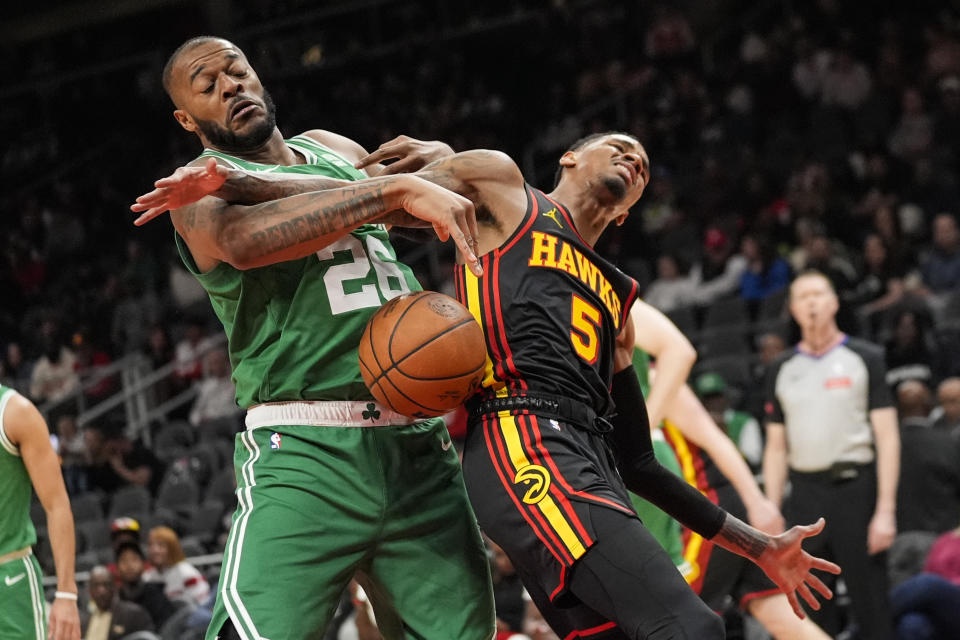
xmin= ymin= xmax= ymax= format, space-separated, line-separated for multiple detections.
xmin=601 ymin=175 xmax=628 ymax=200
xmin=193 ymin=88 xmax=277 ymax=154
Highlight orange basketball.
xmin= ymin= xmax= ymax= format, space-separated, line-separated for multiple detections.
xmin=358 ymin=291 xmax=487 ymax=418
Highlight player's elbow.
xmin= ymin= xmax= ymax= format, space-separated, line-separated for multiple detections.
xmin=672 ymin=338 xmax=697 ymax=369
xmin=218 ymin=227 xmax=263 ymax=270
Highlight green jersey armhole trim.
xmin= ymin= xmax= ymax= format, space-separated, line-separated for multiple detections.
xmin=174 ymin=230 xmax=235 ymax=283
xmin=198 ymin=150 xmax=246 ymax=170
xmin=0 ymin=389 xmax=20 ymax=456
xmin=287 ymin=135 xmax=357 ymax=169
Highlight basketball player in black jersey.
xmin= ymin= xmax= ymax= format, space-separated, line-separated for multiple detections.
xmin=132 ymin=132 xmax=840 ymax=639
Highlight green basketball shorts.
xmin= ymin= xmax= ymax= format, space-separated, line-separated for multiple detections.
xmin=206 ymin=401 xmax=495 ymax=640
xmin=0 ymin=550 xmax=46 ymax=640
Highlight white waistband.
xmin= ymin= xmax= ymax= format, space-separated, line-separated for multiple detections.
xmin=245 ymin=401 xmax=417 ymax=429
xmin=0 ymin=547 xmax=31 ymax=565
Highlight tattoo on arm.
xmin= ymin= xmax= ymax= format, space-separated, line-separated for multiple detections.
xmin=716 ymin=515 xmax=769 ymax=559
xmin=223 ymin=172 xmax=351 ymax=204
xmin=247 ymin=188 xmax=385 ymax=256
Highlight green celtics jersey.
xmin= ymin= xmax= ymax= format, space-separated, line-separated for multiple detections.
xmin=176 ymin=135 xmax=421 ymax=408
xmin=0 ymin=385 xmax=38 ymax=555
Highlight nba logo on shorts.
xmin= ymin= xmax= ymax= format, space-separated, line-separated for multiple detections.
xmin=270 ymin=433 xmax=281 ymax=450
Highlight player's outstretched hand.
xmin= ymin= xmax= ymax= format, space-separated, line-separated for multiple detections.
xmin=399 ymin=175 xmax=482 ymax=276
xmin=48 ymin=597 xmax=81 ymax=640
xmin=130 ymin=157 xmax=228 ymax=225
xmin=354 ymin=135 xmax=454 ymax=175
xmin=757 ymin=518 xmax=841 ymax=619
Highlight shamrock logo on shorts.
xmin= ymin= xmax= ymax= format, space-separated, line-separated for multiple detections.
xmin=362 ymin=403 xmax=381 ymax=422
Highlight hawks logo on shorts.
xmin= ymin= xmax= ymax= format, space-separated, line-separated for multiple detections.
xmin=514 ymin=464 xmax=551 ymax=504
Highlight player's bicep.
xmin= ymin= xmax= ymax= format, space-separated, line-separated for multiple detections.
xmin=170 ymin=196 xmax=233 ymax=267
xmin=5 ymin=396 xmax=66 ymax=509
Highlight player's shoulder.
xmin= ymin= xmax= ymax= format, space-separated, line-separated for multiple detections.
xmin=1 ymin=392 xmax=47 ymax=445
xmin=299 ymin=129 xmax=364 ymax=163
xmin=450 ymin=149 xmax=523 ymax=183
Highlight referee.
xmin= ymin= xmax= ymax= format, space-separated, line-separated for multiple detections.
xmin=763 ymin=270 xmax=899 ymax=640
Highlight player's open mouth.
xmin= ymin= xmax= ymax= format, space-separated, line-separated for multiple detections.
xmin=615 ymin=162 xmax=637 ymax=186
xmin=230 ymin=100 xmax=259 ymax=121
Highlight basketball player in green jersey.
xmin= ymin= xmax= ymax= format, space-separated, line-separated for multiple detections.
xmin=0 ymin=385 xmax=81 ymax=640
xmin=139 ymin=36 xmax=494 ymax=640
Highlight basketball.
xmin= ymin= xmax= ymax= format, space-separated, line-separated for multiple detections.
xmin=358 ymin=291 xmax=487 ymax=418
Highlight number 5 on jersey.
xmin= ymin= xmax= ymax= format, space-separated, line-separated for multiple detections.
xmin=570 ymin=294 xmax=602 ymax=364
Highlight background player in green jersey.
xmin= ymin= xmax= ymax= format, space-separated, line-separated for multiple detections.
xmin=135 ymin=36 xmax=495 ymax=640
xmin=0 ymin=385 xmax=81 ymax=640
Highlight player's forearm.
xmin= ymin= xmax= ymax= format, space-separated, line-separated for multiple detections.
xmin=762 ymin=436 xmax=788 ymax=508
xmin=45 ymin=501 xmax=78 ymax=593
xmin=216 ymin=169 xmax=354 ymax=204
xmin=215 ymin=177 xmax=411 ymax=268
xmin=609 ymin=367 xmax=728 ymax=538
xmin=871 ymin=409 xmax=900 ymax=515
xmin=712 ymin=513 xmax=769 ymax=561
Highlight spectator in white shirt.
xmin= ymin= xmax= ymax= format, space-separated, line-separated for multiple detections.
xmin=143 ymin=526 xmax=210 ymax=605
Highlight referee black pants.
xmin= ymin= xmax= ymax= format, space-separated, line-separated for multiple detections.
xmin=786 ymin=465 xmax=895 ymax=640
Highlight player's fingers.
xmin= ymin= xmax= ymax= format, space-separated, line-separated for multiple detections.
xmin=785 ymin=591 xmax=805 ymax=619
xmin=799 ymin=517 xmax=826 ymax=539
xmin=205 ymin=156 xmax=219 ymax=174
xmin=377 ymin=155 xmax=421 ymax=175
xmin=797 ymin=582 xmax=820 ymax=611
xmin=354 ymin=144 xmax=401 ymax=170
xmin=806 ymin=572 xmax=833 ymax=600
xmin=466 ymin=206 xmax=480 ymax=258
xmin=432 ymin=222 xmax=450 ymax=243
xmin=811 ymin=556 xmax=842 ymax=575
xmin=134 ymin=207 xmax=167 ymax=226
xmin=136 ymin=187 xmax=167 ymax=202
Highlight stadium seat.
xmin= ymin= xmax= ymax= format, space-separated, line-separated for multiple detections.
xmin=156 ymin=476 xmax=200 ymax=513
xmin=75 ymin=550 xmax=100 ymax=572
xmin=70 ymin=492 xmax=105 ymax=524
xmin=758 ymin=288 xmax=789 ymax=320
xmin=154 ymin=420 xmax=196 ymax=462
xmin=197 ymin=415 xmax=242 ymax=442
xmin=183 ymin=500 xmax=225 ymax=543
xmin=109 ymin=485 xmax=152 ymax=519
xmin=179 ymin=535 xmax=206 ymax=558
xmin=702 ymin=297 xmax=749 ymax=329
xmin=693 ymin=356 xmax=754 ymax=394
xmin=666 ymin=305 xmax=698 ymax=337
xmin=205 ymin=466 xmax=237 ymax=506
xmin=697 ymin=326 xmax=751 ymax=358
xmin=145 ymin=507 xmax=180 ymax=532
xmin=76 ymin=520 xmax=112 ymax=555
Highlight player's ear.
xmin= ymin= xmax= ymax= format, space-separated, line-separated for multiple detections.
xmin=558 ymin=151 xmax=577 ymax=169
xmin=614 ymin=211 xmax=629 ymax=227
xmin=173 ymin=109 xmax=197 ymax=133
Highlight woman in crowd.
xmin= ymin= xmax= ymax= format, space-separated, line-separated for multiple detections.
xmin=143 ymin=526 xmax=210 ymax=605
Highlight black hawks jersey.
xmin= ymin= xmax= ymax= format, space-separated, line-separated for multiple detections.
xmin=454 ymin=185 xmax=639 ymax=417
